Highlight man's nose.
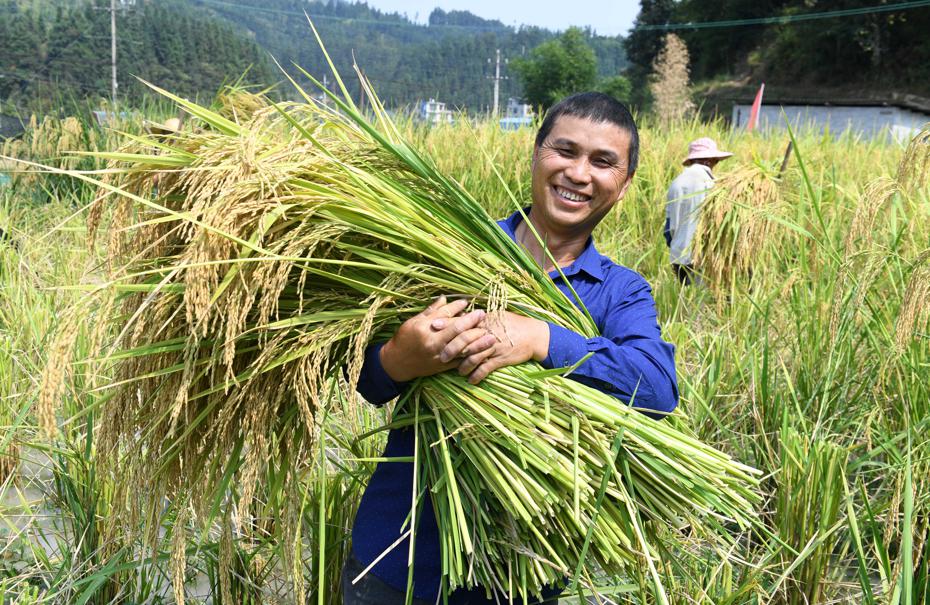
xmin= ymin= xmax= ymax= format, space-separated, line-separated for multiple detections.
xmin=564 ymin=158 xmax=591 ymax=184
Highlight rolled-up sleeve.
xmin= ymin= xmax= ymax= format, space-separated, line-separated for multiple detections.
xmin=356 ymin=342 xmax=409 ymax=406
xmin=542 ymin=276 xmax=678 ymax=415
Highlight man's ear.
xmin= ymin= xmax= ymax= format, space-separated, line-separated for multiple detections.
xmin=618 ymin=173 xmax=634 ymax=200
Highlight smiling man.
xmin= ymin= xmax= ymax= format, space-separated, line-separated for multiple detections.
xmin=344 ymin=92 xmax=679 ymax=604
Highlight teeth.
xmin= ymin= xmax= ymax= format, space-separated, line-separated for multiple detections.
xmin=556 ymin=187 xmax=588 ymax=202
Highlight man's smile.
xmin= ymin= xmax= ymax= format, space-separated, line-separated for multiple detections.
xmin=553 ymin=185 xmax=591 ymax=203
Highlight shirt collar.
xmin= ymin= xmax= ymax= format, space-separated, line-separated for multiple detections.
xmin=689 ymin=163 xmax=714 ymax=180
xmin=500 ymin=208 xmax=606 ymax=282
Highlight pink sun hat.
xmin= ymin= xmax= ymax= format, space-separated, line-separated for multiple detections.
xmin=683 ymin=137 xmax=733 ymax=165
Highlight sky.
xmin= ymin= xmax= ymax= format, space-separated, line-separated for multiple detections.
xmin=361 ymin=0 xmax=642 ymax=37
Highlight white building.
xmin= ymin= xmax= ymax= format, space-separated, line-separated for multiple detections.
xmin=418 ymin=99 xmax=453 ymax=125
xmin=499 ymin=98 xmax=534 ymax=130
xmin=731 ymin=101 xmax=930 ymax=143
xmin=505 ymin=98 xmax=533 ymax=119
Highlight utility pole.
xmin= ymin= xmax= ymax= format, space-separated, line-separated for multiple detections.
xmin=94 ymin=0 xmax=133 ymax=109
xmin=487 ymin=49 xmax=507 ymax=116
xmin=320 ymin=73 xmax=329 ymax=106
xmin=110 ymin=0 xmax=117 ymax=106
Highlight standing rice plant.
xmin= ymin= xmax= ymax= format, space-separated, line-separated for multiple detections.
xmin=196 ymin=511 xmax=273 ymax=605
xmin=0 ymin=216 xmax=22 ymax=481
xmin=39 ymin=51 xmax=761 ymax=599
xmin=895 ymin=123 xmax=930 ymax=196
xmin=829 ymin=177 xmax=898 ymax=341
xmin=411 ymin=117 xmax=535 ymax=219
xmin=1 ymin=114 xmax=102 ymax=204
xmin=774 ymin=427 xmax=848 ymax=605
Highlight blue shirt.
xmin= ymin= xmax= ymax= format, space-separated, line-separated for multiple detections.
xmin=351 ymin=208 xmax=679 ymax=602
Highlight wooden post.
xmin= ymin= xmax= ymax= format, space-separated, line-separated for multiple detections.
xmin=779 ymin=141 xmax=794 ymax=175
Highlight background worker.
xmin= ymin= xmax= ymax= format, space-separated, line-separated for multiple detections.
xmin=664 ymin=137 xmax=733 ymax=284
xmin=344 ymin=92 xmax=678 ymax=605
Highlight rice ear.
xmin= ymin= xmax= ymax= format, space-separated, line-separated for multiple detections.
xmin=171 ymin=507 xmax=189 ymax=605
xmin=844 ymin=177 xmax=898 ymax=256
xmin=36 ymin=310 xmax=82 ymax=439
xmin=896 ymin=123 xmax=930 ymax=195
xmin=830 ymin=178 xmax=900 ymax=341
xmin=895 ymin=249 xmax=930 ymax=353
xmin=830 ymin=249 xmax=885 ymax=343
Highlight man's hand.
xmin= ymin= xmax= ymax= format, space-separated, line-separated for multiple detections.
xmin=379 ymin=296 xmax=494 ymax=383
xmin=453 ymin=312 xmax=550 ymax=384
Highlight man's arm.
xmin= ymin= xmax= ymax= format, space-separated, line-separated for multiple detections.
xmin=542 ymin=276 xmax=677 ymax=414
xmin=450 ymin=277 xmax=678 ymax=415
xmin=355 ymin=296 xmax=495 ymax=405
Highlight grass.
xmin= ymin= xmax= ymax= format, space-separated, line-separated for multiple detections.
xmin=0 ymin=85 xmax=927 ymax=603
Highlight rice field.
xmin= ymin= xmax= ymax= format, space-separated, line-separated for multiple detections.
xmin=0 ymin=99 xmax=927 ymax=604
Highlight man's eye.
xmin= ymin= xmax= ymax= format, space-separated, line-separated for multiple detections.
xmin=593 ymin=158 xmax=613 ymax=168
xmin=555 ymin=147 xmax=574 ymax=156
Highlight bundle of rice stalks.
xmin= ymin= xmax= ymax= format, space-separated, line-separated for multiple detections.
xmin=42 ymin=58 xmax=760 ymax=598
xmin=691 ymin=163 xmax=785 ymax=292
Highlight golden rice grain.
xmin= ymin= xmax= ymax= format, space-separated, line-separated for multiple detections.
xmin=894 ymin=249 xmax=930 ymax=352
xmin=896 ymin=123 xmax=930 ymax=195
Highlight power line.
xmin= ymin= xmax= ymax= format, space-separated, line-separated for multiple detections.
xmin=636 ymin=0 xmax=930 ymax=31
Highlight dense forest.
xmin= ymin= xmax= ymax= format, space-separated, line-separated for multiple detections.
xmin=624 ymin=0 xmax=930 ymax=97
xmin=0 ymin=0 xmax=276 ymax=110
xmin=183 ymin=0 xmax=628 ymax=110
xmin=0 ymin=0 xmax=628 ymax=114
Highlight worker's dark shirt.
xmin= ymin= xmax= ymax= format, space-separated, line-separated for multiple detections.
xmin=350 ymin=208 xmax=679 ymax=602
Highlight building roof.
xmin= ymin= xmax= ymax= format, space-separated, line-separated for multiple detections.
xmin=701 ymin=85 xmax=930 ymax=118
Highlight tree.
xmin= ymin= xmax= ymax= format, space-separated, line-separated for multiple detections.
xmin=0 ymin=10 xmax=43 ymax=100
xmin=512 ymin=27 xmax=597 ymax=111
xmin=596 ymin=75 xmax=633 ymax=104
xmin=623 ymin=0 xmax=675 ymax=107
xmin=649 ymin=33 xmax=695 ymax=122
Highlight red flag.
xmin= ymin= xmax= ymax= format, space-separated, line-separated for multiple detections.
xmin=747 ymin=83 xmax=765 ymax=131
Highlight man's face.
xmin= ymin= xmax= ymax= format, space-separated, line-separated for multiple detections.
xmin=530 ymin=115 xmax=633 ymax=237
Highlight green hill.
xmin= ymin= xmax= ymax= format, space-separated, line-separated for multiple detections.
xmin=183 ymin=0 xmax=628 ymax=110
xmin=0 ymin=0 xmax=276 ymax=111
xmin=0 ymin=0 xmax=629 ymax=114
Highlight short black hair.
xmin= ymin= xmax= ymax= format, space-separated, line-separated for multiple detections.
xmin=535 ymin=92 xmax=639 ymax=175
